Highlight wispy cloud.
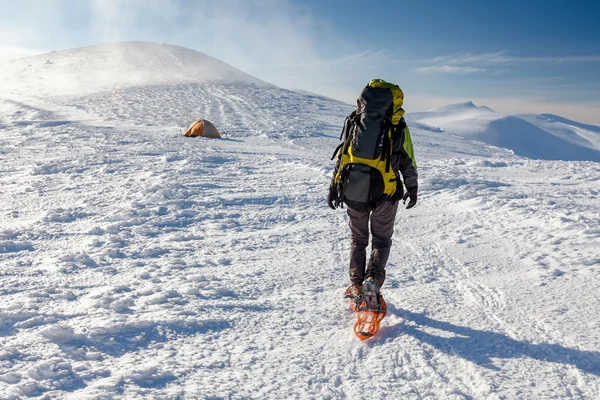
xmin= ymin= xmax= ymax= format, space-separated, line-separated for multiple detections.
xmin=414 ymin=65 xmax=486 ymax=75
xmin=431 ymin=51 xmax=600 ymax=66
xmin=82 ymin=0 xmax=397 ymax=94
xmin=415 ymin=50 xmax=600 ymax=80
xmin=432 ymin=51 xmax=509 ymax=66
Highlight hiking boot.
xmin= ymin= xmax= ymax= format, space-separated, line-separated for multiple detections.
xmin=344 ymin=284 xmax=362 ymax=299
xmin=362 ymin=277 xmax=381 ymax=310
xmin=344 ymin=284 xmax=363 ymax=310
xmin=365 ymin=275 xmax=382 ymax=287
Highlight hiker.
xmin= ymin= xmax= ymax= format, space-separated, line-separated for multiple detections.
xmin=327 ymin=79 xmax=418 ymax=308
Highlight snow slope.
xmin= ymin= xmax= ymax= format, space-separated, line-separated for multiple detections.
xmin=518 ymin=113 xmax=600 ymax=151
xmin=473 ymin=116 xmax=600 ymax=161
xmin=408 ymin=102 xmax=600 ymax=162
xmin=1 ymin=43 xmax=599 ymax=399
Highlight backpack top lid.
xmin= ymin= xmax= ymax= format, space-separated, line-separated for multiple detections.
xmin=358 ymin=86 xmax=394 ymax=116
xmin=367 ymin=79 xmax=404 ymax=125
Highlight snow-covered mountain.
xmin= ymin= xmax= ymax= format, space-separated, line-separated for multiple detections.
xmin=0 ymin=41 xmax=271 ymax=97
xmin=0 ymin=42 xmax=355 ymax=140
xmin=518 ymin=113 xmax=600 ymax=151
xmin=1 ymin=42 xmax=599 ymax=399
xmin=407 ymin=101 xmax=600 ymax=161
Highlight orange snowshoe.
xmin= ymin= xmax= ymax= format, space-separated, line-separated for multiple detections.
xmin=353 ymin=297 xmax=387 ymax=340
xmin=345 ymin=280 xmax=387 ymax=340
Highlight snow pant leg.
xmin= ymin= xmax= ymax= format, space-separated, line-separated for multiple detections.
xmin=365 ymin=201 xmax=399 ymax=287
xmin=347 ymin=205 xmax=370 ymax=286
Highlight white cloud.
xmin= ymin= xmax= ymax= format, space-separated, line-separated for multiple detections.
xmin=414 ymin=65 xmax=486 ymax=75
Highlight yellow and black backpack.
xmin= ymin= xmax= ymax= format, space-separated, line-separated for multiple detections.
xmin=331 ymin=79 xmax=406 ymax=210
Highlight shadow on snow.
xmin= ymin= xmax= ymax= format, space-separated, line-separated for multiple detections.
xmin=378 ymin=305 xmax=600 ymax=376
xmin=58 ymin=319 xmax=232 ymax=358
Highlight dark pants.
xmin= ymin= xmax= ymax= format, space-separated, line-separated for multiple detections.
xmin=347 ymin=201 xmax=399 ymax=287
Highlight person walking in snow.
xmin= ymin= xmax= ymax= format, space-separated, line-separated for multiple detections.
xmin=327 ymin=79 xmax=418 ymax=309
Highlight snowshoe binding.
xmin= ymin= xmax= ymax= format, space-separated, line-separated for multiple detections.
xmin=351 ymin=278 xmax=387 ymax=341
xmin=361 ymin=278 xmax=381 ymax=311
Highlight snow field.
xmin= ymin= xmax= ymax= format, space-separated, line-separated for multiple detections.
xmin=1 ymin=42 xmax=599 ymax=399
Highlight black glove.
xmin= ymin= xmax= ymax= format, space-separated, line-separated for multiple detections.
xmin=327 ymin=185 xmax=338 ymax=209
xmin=402 ymin=190 xmax=417 ymax=209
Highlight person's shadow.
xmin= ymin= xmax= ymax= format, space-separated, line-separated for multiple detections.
xmin=377 ymin=305 xmax=600 ymax=376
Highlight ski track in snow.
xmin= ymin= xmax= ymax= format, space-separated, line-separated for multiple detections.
xmin=1 ymin=78 xmax=600 ymax=398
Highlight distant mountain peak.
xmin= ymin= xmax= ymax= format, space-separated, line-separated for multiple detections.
xmin=427 ymin=101 xmax=477 ymax=113
xmin=425 ymin=101 xmax=496 ymax=113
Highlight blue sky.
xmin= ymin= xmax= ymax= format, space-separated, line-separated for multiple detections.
xmin=1 ymin=0 xmax=599 ymax=123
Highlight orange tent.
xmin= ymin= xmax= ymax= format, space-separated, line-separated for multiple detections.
xmin=184 ymin=120 xmax=221 ymax=138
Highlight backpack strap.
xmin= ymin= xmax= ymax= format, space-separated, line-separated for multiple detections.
xmin=330 ymin=143 xmax=343 ymax=160
xmin=380 ymin=117 xmax=393 ymax=172
xmin=391 ymin=118 xmax=407 ymax=142
xmin=331 ymin=112 xmax=357 ymax=160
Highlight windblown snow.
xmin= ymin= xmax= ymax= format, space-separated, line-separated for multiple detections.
xmin=0 ymin=42 xmax=270 ymax=97
xmin=1 ymin=42 xmax=599 ymax=399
